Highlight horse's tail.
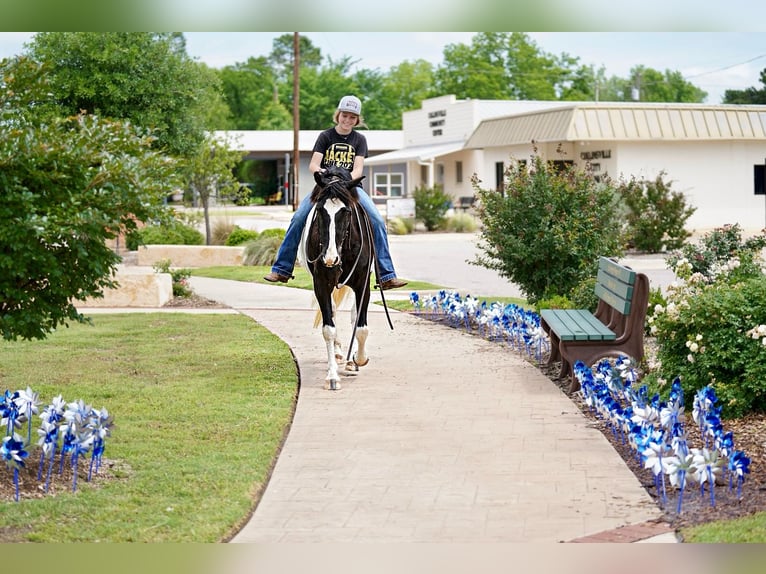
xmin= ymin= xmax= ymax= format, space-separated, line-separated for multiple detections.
xmin=313 ymin=285 xmax=352 ymax=329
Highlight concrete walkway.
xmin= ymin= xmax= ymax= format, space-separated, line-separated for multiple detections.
xmin=184 ymin=276 xmax=676 ymax=543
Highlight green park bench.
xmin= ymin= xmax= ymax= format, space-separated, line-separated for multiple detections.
xmin=540 ymin=256 xmax=650 ymax=393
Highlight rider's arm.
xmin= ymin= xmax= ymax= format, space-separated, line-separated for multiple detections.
xmin=350 ymin=155 xmax=364 ymax=180
xmin=309 ymin=151 xmax=324 ymax=175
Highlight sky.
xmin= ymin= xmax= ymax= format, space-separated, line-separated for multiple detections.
xmin=1 ymin=31 xmax=765 ymax=104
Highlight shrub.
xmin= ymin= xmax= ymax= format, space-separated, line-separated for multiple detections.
xmin=387 ymin=217 xmax=410 ymax=235
xmin=472 ymin=152 xmax=624 ymax=304
xmin=445 ymin=212 xmax=479 ymax=233
xmin=152 ymin=259 xmax=193 ymax=297
xmin=258 ymin=228 xmax=286 ymax=241
xmin=534 ymin=294 xmax=575 ymax=314
xmin=126 ymin=220 xmax=204 ymax=250
xmin=646 ymin=226 xmax=766 ymax=417
xmin=243 ymin=235 xmax=283 ymax=266
xmin=666 ymin=223 xmax=766 ymax=280
xmin=568 ymin=276 xmax=599 ymax=311
xmin=616 ymin=171 xmax=696 ymax=253
xmin=225 ymin=226 xmax=261 ymax=246
xmin=414 ymin=184 xmax=451 ymax=231
xmin=211 ymin=218 xmax=237 ymax=246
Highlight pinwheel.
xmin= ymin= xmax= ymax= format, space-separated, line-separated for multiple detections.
xmin=728 ymin=450 xmax=751 ymax=498
xmin=408 ymin=291 xmax=421 ymax=314
xmin=643 ymin=438 xmax=672 ymax=505
xmin=692 ymin=447 xmax=722 ymax=507
xmin=2 ymin=390 xmax=21 ymax=435
xmin=13 ymin=387 xmax=40 ymax=444
xmin=664 ymin=450 xmax=696 ymax=514
xmin=86 ymin=407 xmax=113 ymax=480
xmin=2 ymin=433 xmax=29 ymax=501
xmin=36 ymin=419 xmax=59 ymax=482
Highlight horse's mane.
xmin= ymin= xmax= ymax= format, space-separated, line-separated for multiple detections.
xmin=310 ymin=166 xmax=360 ymax=205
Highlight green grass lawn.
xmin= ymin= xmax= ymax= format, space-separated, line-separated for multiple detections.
xmin=0 ymin=313 xmax=297 ymax=542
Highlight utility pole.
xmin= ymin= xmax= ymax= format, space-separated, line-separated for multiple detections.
xmin=292 ymin=32 xmax=300 ymax=211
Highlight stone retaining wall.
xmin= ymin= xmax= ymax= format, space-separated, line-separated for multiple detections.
xmin=136 ymin=245 xmax=245 ymax=267
xmin=78 ymin=267 xmax=173 ymax=307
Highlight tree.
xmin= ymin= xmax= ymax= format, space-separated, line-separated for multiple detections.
xmin=380 ymin=59 xmax=437 ymax=127
xmin=24 ymin=32 xmax=226 ymax=156
xmin=218 ymin=56 xmax=283 ymax=130
xmin=626 ymin=66 xmax=707 ymax=103
xmin=0 ymin=57 xmax=178 ymax=341
xmin=434 ymin=32 xmax=577 ymax=101
xmin=182 ymin=134 xmax=244 ymax=245
xmin=723 ymin=68 xmax=766 ymax=104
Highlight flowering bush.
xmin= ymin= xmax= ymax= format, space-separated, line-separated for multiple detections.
xmin=152 ymin=258 xmax=193 ymax=297
xmin=646 ymin=225 xmax=766 ymax=418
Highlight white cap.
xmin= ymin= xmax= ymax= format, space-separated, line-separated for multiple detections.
xmin=337 ymin=95 xmax=362 ymax=115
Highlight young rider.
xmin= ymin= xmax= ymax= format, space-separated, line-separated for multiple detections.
xmin=264 ymin=95 xmax=408 ymax=291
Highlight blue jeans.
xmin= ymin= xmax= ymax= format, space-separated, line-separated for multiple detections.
xmin=271 ymin=188 xmax=398 ymax=283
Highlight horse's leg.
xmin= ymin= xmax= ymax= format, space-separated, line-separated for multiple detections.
xmin=316 ymin=282 xmax=342 ymax=390
xmin=352 ymin=286 xmax=371 ymax=368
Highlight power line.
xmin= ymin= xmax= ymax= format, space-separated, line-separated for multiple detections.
xmin=683 ymin=54 xmax=766 ymax=80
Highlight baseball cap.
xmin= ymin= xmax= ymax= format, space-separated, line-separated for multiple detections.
xmin=337 ymin=95 xmax=362 ymax=115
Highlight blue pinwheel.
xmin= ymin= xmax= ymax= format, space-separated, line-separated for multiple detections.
xmin=728 ymin=451 xmax=750 ymax=498
xmin=14 ymin=386 xmax=40 ymax=444
xmin=2 ymin=433 xmax=29 ymax=501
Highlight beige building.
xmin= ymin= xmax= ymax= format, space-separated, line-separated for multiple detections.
xmin=465 ymin=102 xmax=766 ymax=233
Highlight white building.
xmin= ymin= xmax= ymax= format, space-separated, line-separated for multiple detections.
xmin=366 ymin=96 xmax=766 ymax=234
xmin=465 ymin=102 xmax=766 ymax=233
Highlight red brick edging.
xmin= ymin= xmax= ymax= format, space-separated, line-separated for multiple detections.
xmin=568 ymin=520 xmax=676 ymax=543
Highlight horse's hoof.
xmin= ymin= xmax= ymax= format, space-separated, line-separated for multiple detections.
xmin=325 ymin=379 xmax=341 ymax=391
xmin=353 ymin=354 xmax=370 ymax=368
xmin=343 ymin=361 xmax=359 ymax=374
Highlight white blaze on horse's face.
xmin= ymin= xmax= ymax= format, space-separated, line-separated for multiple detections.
xmin=321 ymin=197 xmax=346 ymax=267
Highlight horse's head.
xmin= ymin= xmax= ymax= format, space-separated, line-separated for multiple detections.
xmin=309 ymin=167 xmax=365 ymax=268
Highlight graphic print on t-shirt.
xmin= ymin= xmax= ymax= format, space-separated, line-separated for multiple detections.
xmin=323 ymin=142 xmax=355 ymax=171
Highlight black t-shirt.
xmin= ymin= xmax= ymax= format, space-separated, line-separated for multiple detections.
xmin=312 ymin=127 xmax=369 ymax=172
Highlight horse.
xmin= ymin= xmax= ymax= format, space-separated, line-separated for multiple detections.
xmin=297 ymin=166 xmax=375 ymax=390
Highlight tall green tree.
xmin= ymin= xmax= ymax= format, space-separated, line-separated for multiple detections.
xmin=0 ymin=57 xmax=178 ymax=341
xmin=434 ymin=32 xmax=574 ymax=100
xmin=381 ymin=59 xmax=437 ymax=125
xmin=723 ymin=68 xmax=766 ymax=104
xmin=182 ymin=134 xmax=244 ymax=245
xmin=626 ymin=66 xmax=707 ymax=103
xmin=24 ymin=32 xmax=226 ymax=156
xmin=218 ymin=56 xmax=283 ymax=130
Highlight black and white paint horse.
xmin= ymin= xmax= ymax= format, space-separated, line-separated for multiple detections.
xmin=298 ymin=166 xmax=375 ymax=390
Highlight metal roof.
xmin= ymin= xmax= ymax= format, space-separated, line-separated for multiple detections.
xmin=464 ymin=103 xmax=766 ymax=148
xmin=365 ymin=141 xmax=466 ymax=166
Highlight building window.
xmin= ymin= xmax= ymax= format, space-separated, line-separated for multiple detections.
xmin=456 ymin=161 xmax=463 ymax=183
xmin=494 ymin=162 xmax=504 ymax=193
xmin=436 ymin=163 xmax=445 ymax=186
xmin=373 ymin=172 xmax=404 ymax=197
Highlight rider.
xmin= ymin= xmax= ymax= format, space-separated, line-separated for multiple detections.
xmin=264 ymin=95 xmax=408 ymax=291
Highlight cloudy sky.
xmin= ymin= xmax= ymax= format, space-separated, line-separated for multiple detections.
xmin=1 ymin=31 xmax=764 ymax=104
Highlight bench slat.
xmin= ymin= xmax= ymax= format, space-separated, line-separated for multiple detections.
xmin=598 ymin=256 xmax=636 ymax=284
xmin=595 ymin=257 xmax=636 ymax=315
xmin=541 ymin=309 xmax=616 ymax=341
